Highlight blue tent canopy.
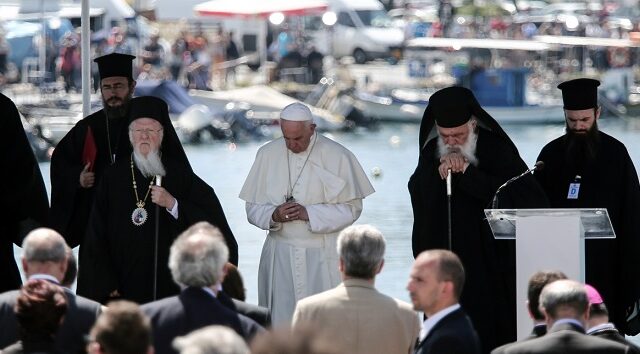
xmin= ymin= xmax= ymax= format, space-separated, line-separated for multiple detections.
xmin=134 ymin=80 xmax=195 ymax=114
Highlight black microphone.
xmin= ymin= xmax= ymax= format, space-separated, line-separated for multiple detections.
xmin=491 ymin=161 xmax=544 ymax=209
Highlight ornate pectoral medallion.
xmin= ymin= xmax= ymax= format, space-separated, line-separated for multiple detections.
xmin=132 ymin=202 xmax=148 ymax=226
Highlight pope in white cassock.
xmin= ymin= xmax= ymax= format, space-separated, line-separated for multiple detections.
xmin=240 ymin=102 xmax=375 ymax=324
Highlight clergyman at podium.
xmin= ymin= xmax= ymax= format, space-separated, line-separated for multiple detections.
xmin=408 ymin=86 xmax=548 ymax=352
xmin=534 ymin=78 xmax=640 ymax=337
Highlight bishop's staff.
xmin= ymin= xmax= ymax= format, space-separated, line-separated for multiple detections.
xmin=153 ymin=175 xmax=162 ymax=301
xmin=446 ymin=168 xmax=452 ymax=250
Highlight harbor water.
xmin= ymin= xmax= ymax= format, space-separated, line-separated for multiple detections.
xmin=28 ymin=119 xmax=640 ymax=308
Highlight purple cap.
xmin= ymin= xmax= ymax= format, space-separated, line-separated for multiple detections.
xmin=585 ymin=284 xmax=604 ymax=305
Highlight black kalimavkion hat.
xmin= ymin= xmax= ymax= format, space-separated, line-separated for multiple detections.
xmin=557 ymin=78 xmax=600 ymax=110
xmin=94 ymin=52 xmax=136 ymax=80
xmin=428 ymin=86 xmax=474 ymax=128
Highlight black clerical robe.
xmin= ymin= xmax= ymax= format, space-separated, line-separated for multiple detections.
xmin=409 ymin=128 xmax=548 ymax=352
xmin=77 ymin=158 xmax=238 ymax=305
xmin=50 ymin=109 xmax=131 ymax=247
xmin=535 ymin=131 xmax=640 ymax=335
xmin=0 ymin=93 xmax=49 ymax=292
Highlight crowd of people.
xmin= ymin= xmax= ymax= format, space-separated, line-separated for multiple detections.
xmin=1 ymin=48 xmax=640 ymax=354
xmin=0 ymin=19 xmax=327 ymax=92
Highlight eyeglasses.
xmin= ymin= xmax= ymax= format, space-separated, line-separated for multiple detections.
xmin=132 ymin=128 xmax=163 ymax=136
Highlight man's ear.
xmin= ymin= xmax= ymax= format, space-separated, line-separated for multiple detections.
xmin=222 ymin=263 xmax=230 ymax=280
xmin=584 ymin=303 xmax=591 ymax=322
xmin=376 ymin=259 xmax=385 ymax=275
xmin=542 ymin=307 xmax=553 ymax=327
xmin=58 ymin=259 xmax=68 ymax=280
xmin=526 ymin=300 xmax=534 ymax=319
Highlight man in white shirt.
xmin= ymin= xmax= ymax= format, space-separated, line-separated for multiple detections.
xmin=407 ymin=249 xmax=481 ymax=354
xmin=240 ymin=102 xmax=375 ymax=324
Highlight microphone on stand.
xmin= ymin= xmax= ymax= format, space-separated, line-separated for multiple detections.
xmin=491 ymin=161 xmax=544 ymax=209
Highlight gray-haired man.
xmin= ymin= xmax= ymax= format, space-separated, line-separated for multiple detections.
xmin=491 ymin=280 xmax=638 ymax=354
xmin=142 ymin=221 xmax=262 ymax=354
xmin=292 ymin=224 xmax=420 ymax=354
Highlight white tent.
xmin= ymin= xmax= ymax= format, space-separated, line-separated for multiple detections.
xmin=154 ymin=0 xmax=208 ymax=20
xmin=193 ymin=0 xmax=328 ymax=18
xmin=193 ymin=0 xmax=328 ymax=66
xmin=83 ymin=0 xmax=135 ymax=26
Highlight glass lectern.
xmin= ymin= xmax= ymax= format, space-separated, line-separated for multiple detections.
xmin=483 ymin=208 xmax=615 ymax=340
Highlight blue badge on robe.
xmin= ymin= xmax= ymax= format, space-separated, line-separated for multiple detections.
xmin=567 ymin=183 xmax=580 ymax=199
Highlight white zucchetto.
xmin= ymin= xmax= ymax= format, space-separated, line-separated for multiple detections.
xmin=280 ymin=102 xmax=314 ymax=122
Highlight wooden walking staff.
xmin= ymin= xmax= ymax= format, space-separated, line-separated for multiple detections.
xmin=153 ymin=175 xmax=162 ymax=300
xmin=446 ymin=168 xmax=452 ymax=250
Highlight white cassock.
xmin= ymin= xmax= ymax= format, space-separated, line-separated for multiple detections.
xmin=239 ymin=132 xmax=375 ymax=324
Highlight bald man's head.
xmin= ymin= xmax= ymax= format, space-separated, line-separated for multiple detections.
xmin=21 ymin=228 xmax=69 ymax=281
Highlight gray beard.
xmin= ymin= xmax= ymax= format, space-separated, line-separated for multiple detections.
xmin=133 ymin=150 xmax=166 ymax=178
xmin=437 ymin=129 xmax=479 ymax=166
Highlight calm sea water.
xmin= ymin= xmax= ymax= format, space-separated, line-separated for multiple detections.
xmin=30 ymin=118 xmax=640 ymax=307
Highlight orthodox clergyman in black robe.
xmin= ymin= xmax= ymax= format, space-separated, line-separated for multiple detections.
xmin=0 ymin=93 xmax=49 ymax=292
xmin=77 ymin=96 xmax=238 ymax=305
xmin=534 ymin=78 xmax=640 ymax=336
xmin=408 ymin=87 xmax=548 ymax=352
xmin=50 ymin=53 xmax=138 ymax=247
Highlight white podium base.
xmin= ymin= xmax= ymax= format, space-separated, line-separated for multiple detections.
xmin=515 ymin=215 xmax=585 ymax=339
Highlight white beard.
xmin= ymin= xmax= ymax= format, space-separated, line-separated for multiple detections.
xmin=437 ymin=128 xmax=479 ymax=166
xmin=133 ymin=149 xmax=166 ymax=178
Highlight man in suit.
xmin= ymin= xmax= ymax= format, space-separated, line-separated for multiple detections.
xmin=292 ymin=224 xmax=420 ymax=354
xmin=1 ymin=279 xmax=67 ymax=353
xmin=218 ymin=263 xmax=271 ymax=328
xmin=586 ymin=284 xmax=639 ymax=349
xmin=217 ymin=285 xmax=271 ymax=328
xmin=0 ymin=228 xmax=102 ymax=354
xmin=141 ymin=222 xmax=263 ymax=354
xmin=491 ymin=280 xmax=638 ymax=354
xmin=492 ymin=270 xmax=568 ymax=353
xmin=524 ymin=270 xmax=568 ymax=339
xmin=407 ymin=249 xmax=481 ymax=354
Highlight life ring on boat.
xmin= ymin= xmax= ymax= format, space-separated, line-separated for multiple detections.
xmin=607 ymin=47 xmax=631 ymax=68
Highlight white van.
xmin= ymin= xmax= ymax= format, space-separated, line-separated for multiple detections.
xmin=310 ymin=0 xmax=404 ymax=64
